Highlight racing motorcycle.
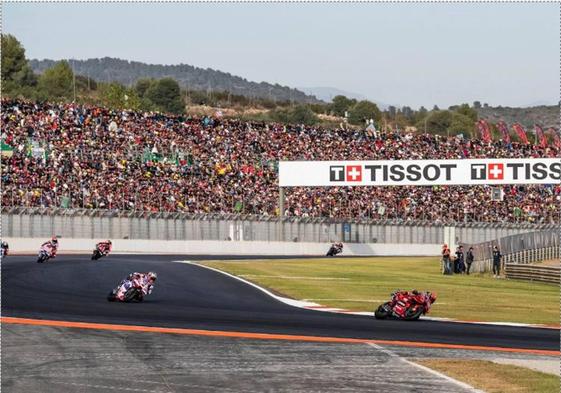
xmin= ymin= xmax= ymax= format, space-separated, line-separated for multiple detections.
xmin=374 ymin=290 xmax=436 ymax=321
xmin=37 ymin=247 xmax=55 ymax=263
xmin=91 ymin=247 xmax=109 ymax=261
xmin=107 ymin=276 xmax=144 ymax=302
xmin=326 ymin=243 xmax=343 ymax=257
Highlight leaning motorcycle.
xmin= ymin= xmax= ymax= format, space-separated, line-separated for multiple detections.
xmin=91 ymin=247 xmax=106 ymax=261
xmin=374 ymin=290 xmax=436 ymax=320
xmin=107 ymin=279 xmax=144 ymax=302
xmin=37 ymin=248 xmax=53 ymax=263
xmin=326 ymin=244 xmax=343 ymax=257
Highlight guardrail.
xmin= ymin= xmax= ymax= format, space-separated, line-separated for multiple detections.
xmin=505 ymin=264 xmax=560 ymax=284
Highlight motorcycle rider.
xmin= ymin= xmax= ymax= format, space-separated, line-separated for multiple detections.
xmin=1 ymin=241 xmax=9 ymax=257
xmin=40 ymin=237 xmax=59 ymax=259
xmin=116 ymin=271 xmax=157 ymax=301
xmin=96 ymin=240 xmax=112 ymax=256
xmin=327 ymin=242 xmax=343 ymax=256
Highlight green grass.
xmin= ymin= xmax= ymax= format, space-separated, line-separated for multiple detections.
xmin=417 ymin=359 xmax=560 ymax=393
xmin=203 ymin=257 xmax=559 ymax=325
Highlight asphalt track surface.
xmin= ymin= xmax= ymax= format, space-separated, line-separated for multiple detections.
xmin=2 ymin=254 xmax=558 ymax=352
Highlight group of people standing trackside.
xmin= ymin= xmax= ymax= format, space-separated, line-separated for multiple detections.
xmin=441 ymin=243 xmax=475 ymax=275
xmin=442 ymin=243 xmax=501 ymax=277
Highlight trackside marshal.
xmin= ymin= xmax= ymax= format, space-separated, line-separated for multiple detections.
xmin=278 ymin=159 xmax=561 ymax=187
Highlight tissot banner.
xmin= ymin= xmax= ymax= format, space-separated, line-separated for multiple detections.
xmin=278 ymin=159 xmax=561 ymax=187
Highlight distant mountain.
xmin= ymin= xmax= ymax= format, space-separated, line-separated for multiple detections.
xmin=30 ymin=57 xmax=322 ymax=104
xmin=298 ymin=86 xmax=390 ymax=110
xmin=298 ymin=87 xmax=366 ymax=102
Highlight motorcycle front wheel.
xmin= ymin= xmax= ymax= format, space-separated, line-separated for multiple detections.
xmin=374 ymin=302 xmax=392 ymax=319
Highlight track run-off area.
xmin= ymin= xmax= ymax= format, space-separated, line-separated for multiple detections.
xmin=2 ymin=254 xmax=559 ymax=356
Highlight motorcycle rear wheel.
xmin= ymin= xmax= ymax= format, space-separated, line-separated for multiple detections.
xmin=404 ymin=306 xmax=425 ymax=321
xmin=124 ymin=288 xmax=141 ymax=302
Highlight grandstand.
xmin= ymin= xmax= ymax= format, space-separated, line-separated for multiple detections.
xmin=1 ymin=99 xmax=559 ymax=225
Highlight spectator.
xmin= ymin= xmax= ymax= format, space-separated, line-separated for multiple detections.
xmin=0 ymin=98 xmax=558 ymax=224
xmin=455 ymin=245 xmax=465 ymax=274
xmin=492 ymin=245 xmax=502 ymax=278
xmin=466 ymin=247 xmax=474 ymax=275
xmin=442 ymin=244 xmax=452 ymax=275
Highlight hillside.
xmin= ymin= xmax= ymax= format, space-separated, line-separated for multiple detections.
xmin=476 ymin=104 xmax=559 ymax=129
xmin=29 ymin=57 xmax=322 ymax=104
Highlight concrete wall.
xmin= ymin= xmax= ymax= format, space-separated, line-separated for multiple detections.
xmin=4 ymin=237 xmax=441 ymax=257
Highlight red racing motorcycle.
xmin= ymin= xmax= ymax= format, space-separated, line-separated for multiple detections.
xmin=374 ymin=290 xmax=436 ymax=320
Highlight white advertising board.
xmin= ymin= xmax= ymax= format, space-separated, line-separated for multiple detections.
xmin=279 ymin=158 xmax=561 ymax=187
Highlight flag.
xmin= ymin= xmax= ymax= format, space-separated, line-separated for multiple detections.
xmin=534 ymin=124 xmax=547 ymax=148
xmin=476 ymin=120 xmax=492 ymax=143
xmin=512 ymin=123 xmax=529 ymax=144
xmin=60 ymin=196 xmax=70 ymax=208
xmin=0 ymin=140 xmax=13 ymax=158
xmin=496 ymin=121 xmax=511 ymax=144
xmin=548 ymin=128 xmax=561 ymax=149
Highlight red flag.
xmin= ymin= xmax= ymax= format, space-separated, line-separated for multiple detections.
xmin=496 ymin=121 xmax=511 ymax=144
xmin=548 ymin=127 xmax=561 ymax=149
xmin=512 ymin=123 xmax=529 ymax=144
xmin=476 ymin=120 xmax=492 ymax=143
xmin=534 ymin=124 xmax=547 ymax=148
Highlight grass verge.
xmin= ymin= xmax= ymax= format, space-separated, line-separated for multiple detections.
xmin=203 ymin=257 xmax=559 ymax=324
xmin=416 ymin=359 xmax=559 ymax=393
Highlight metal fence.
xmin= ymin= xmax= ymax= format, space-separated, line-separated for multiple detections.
xmin=465 ymin=230 xmax=559 ymax=262
xmin=1 ymin=207 xmax=555 ymax=244
xmin=463 ymin=229 xmax=559 ymax=274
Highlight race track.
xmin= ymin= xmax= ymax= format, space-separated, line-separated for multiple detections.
xmin=2 ymin=254 xmax=558 ymax=352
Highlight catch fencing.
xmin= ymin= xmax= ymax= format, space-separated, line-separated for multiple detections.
xmin=1 ymin=207 xmax=554 ymax=244
xmin=464 ymin=230 xmax=559 ymax=276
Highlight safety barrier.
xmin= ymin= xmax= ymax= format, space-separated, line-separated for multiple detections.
xmin=505 ymin=264 xmax=560 ymax=284
xmin=3 ymin=237 xmax=441 ymax=256
xmin=2 ymin=207 xmax=550 ymax=244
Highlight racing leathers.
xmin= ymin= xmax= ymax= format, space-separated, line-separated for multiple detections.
xmin=96 ymin=241 xmax=112 ymax=255
xmin=116 ymin=272 xmax=155 ymax=301
xmin=40 ymin=241 xmax=58 ymax=258
xmin=1 ymin=242 xmax=8 ymax=257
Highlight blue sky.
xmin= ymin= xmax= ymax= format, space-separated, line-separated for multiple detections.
xmin=3 ymin=2 xmax=559 ymax=108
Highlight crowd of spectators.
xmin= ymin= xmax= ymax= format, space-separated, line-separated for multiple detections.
xmin=1 ymin=99 xmax=559 ymax=224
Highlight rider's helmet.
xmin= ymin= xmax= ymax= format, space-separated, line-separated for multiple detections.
xmin=428 ymin=292 xmax=437 ymax=303
xmin=51 ymin=236 xmax=58 ymax=246
xmin=147 ymin=272 xmax=157 ymax=282
xmin=107 ymin=240 xmax=112 ymax=245
xmin=1 ymin=241 xmax=7 ymax=247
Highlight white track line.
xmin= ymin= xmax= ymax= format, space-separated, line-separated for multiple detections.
xmin=175 ymin=261 xmax=559 ymax=328
xmin=366 ymin=343 xmax=485 ymax=393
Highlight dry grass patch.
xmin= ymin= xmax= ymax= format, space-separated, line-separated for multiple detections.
xmin=417 ymin=359 xmax=559 ymax=393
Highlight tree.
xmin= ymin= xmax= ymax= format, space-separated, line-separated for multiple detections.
xmin=448 ymin=112 xmax=474 ymax=136
xmin=38 ymin=61 xmax=74 ymax=100
xmin=1 ymin=34 xmax=37 ymax=95
xmin=134 ymin=78 xmax=154 ymax=98
xmin=145 ymin=78 xmax=184 ymax=114
xmin=75 ymin=75 xmax=97 ymax=92
xmin=473 ymin=101 xmax=482 ymax=109
xmin=347 ymin=100 xmax=382 ymax=126
xmin=270 ymin=105 xmax=319 ymax=125
xmin=417 ymin=110 xmax=452 ymax=135
xmin=454 ymin=103 xmax=478 ymax=122
xmin=329 ymin=95 xmax=355 ymax=117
